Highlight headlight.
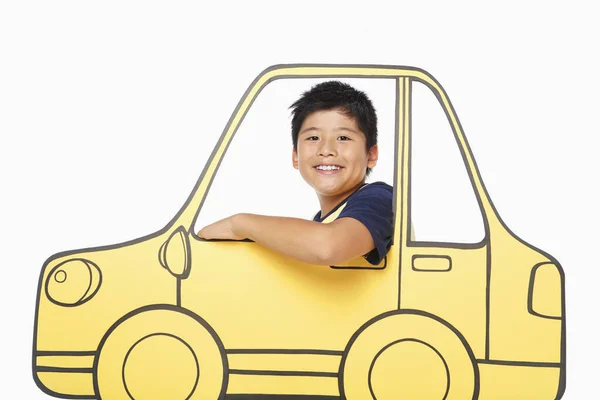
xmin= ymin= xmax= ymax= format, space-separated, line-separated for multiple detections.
xmin=45 ymin=258 xmax=102 ymax=306
xmin=528 ymin=262 xmax=562 ymax=319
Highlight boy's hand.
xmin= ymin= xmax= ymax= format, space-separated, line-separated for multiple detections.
xmin=197 ymin=215 xmax=246 ymax=240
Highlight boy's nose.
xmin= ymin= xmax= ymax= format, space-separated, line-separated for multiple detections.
xmin=317 ymin=137 xmax=338 ymax=157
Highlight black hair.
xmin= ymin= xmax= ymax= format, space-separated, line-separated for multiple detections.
xmin=289 ymin=80 xmax=378 ymax=176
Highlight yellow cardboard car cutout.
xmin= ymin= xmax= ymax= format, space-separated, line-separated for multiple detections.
xmin=32 ymin=64 xmax=566 ymax=399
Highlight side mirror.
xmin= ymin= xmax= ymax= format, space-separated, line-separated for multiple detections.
xmin=158 ymin=226 xmax=191 ymax=279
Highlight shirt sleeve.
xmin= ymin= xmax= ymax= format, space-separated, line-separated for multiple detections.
xmin=336 ymin=183 xmax=394 ymax=265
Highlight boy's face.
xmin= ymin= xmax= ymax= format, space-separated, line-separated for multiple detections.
xmin=292 ymin=108 xmax=378 ymax=201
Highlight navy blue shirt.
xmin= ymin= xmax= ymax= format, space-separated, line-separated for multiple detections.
xmin=313 ymin=181 xmax=394 ymax=265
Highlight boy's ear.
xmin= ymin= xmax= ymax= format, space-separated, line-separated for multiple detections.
xmin=367 ymin=144 xmax=379 ymax=169
xmin=292 ymin=147 xmax=299 ymax=169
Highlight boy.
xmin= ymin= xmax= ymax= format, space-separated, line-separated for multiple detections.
xmin=198 ymin=81 xmax=393 ymax=265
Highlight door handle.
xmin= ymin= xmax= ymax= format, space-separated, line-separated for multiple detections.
xmin=412 ymin=255 xmax=452 ymax=272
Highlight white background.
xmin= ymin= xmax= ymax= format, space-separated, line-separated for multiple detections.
xmin=1 ymin=1 xmax=598 ymax=398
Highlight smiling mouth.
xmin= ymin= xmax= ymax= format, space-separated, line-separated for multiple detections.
xmin=315 ymin=165 xmax=342 ymax=171
xmin=314 ymin=165 xmax=343 ymax=176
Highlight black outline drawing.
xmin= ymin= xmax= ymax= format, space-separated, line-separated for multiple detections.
xmin=31 ymin=64 xmax=566 ymax=400
xmin=528 ymin=262 xmax=563 ymax=320
xmin=338 ymin=309 xmax=479 ymax=400
xmin=411 ymin=254 xmax=452 ymax=272
xmin=158 ymin=225 xmax=192 ymax=307
xmin=92 ymin=304 xmax=228 ymax=400
xmin=224 ymin=397 xmax=338 ymax=399
xmin=367 ymin=338 xmax=450 ymax=399
xmin=403 ymin=75 xmax=565 ymax=398
xmin=329 ymin=255 xmax=387 ymax=270
xmin=44 ymin=258 xmax=102 ymax=307
xmin=122 ymin=332 xmax=200 ymax=399
xmin=159 ymin=225 xmax=192 ymax=279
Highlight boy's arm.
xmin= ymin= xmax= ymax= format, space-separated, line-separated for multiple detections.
xmin=197 ymin=214 xmax=375 ymax=265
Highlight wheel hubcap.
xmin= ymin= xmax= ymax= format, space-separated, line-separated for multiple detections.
xmin=369 ymin=339 xmax=449 ymax=400
xmin=123 ymin=333 xmax=199 ymax=399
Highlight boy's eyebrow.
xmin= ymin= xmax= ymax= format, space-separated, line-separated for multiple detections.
xmin=299 ymin=127 xmax=320 ymax=135
xmin=299 ymin=126 xmax=359 ymax=135
xmin=335 ymin=127 xmax=359 ymax=134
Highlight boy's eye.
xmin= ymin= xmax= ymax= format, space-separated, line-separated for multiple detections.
xmin=338 ymin=136 xmax=351 ymax=141
xmin=306 ymin=136 xmax=319 ymax=141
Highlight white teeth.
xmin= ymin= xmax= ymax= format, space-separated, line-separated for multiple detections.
xmin=317 ymin=165 xmax=340 ymax=171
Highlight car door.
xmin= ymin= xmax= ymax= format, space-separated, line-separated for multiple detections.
xmin=399 ymin=75 xmax=489 ymax=360
xmin=181 ymin=73 xmax=404 ymax=352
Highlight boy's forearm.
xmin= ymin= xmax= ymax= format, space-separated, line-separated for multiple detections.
xmin=232 ymin=213 xmax=335 ymax=265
